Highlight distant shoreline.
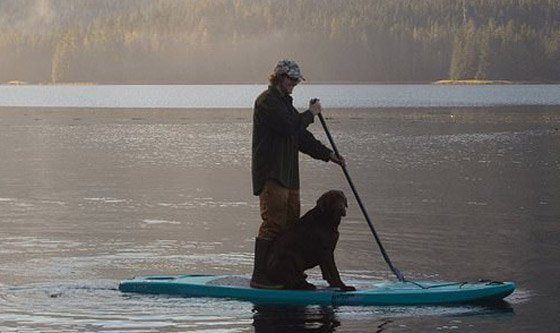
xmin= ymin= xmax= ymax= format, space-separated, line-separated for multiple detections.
xmin=432 ymin=79 xmax=558 ymax=85
xmin=434 ymin=79 xmax=512 ymax=85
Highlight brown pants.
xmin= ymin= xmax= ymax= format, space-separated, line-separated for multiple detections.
xmin=258 ymin=180 xmax=300 ymax=240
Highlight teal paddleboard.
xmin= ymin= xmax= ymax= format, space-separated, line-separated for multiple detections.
xmin=118 ymin=274 xmax=515 ymax=306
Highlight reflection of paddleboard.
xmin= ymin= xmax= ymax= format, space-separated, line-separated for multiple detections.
xmin=118 ymin=274 xmax=515 ymax=306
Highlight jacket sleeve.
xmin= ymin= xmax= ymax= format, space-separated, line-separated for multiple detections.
xmin=257 ymin=97 xmax=314 ymax=135
xmin=298 ymin=128 xmax=332 ymax=162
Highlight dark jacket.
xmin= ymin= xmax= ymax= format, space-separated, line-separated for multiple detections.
xmin=252 ymin=86 xmax=332 ymax=195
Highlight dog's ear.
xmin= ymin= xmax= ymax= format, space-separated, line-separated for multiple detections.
xmin=316 ymin=191 xmax=330 ymax=213
xmin=342 ymin=191 xmax=348 ymax=208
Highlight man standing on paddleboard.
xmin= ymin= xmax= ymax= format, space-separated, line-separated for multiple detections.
xmin=250 ymin=60 xmax=345 ymax=289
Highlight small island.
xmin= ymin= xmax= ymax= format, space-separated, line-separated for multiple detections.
xmin=433 ymin=79 xmax=514 ymax=85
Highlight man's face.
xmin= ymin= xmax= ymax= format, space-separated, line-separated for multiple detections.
xmin=278 ymin=75 xmax=300 ymax=95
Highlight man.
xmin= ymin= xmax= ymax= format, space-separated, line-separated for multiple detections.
xmin=250 ymin=60 xmax=345 ymax=289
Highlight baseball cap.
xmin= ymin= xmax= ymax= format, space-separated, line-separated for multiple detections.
xmin=273 ymin=60 xmax=305 ymax=81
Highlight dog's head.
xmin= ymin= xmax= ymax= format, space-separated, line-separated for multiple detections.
xmin=317 ymin=190 xmax=348 ymax=219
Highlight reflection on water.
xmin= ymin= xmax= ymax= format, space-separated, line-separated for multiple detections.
xmin=253 ymin=304 xmax=340 ymax=332
xmin=0 ymin=106 xmax=558 ymax=331
xmin=253 ymin=302 xmax=516 ymax=333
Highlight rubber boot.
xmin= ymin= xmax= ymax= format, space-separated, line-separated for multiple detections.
xmin=250 ymin=238 xmax=283 ymax=289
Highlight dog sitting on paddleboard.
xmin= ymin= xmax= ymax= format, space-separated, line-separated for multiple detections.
xmin=266 ymin=190 xmax=356 ymax=291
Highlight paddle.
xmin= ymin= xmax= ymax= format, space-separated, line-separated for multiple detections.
xmin=314 ymin=101 xmax=405 ymax=282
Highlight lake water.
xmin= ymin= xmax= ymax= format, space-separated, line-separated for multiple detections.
xmin=0 ymin=85 xmax=559 ymax=332
xmin=1 ymin=84 xmax=559 ymax=109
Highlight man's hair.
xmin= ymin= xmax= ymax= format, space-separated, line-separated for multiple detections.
xmin=269 ymin=73 xmax=283 ymax=86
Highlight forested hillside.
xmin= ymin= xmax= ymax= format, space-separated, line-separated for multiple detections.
xmin=1 ymin=0 xmax=558 ymax=84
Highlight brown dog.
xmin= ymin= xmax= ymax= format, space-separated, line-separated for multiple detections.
xmin=266 ymin=190 xmax=356 ymax=291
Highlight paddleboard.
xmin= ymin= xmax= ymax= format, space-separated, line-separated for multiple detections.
xmin=118 ymin=274 xmax=515 ymax=306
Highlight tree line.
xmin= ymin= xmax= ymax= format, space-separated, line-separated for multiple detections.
xmin=0 ymin=0 xmax=558 ymax=84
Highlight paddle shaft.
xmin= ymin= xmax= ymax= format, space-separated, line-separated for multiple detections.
xmin=318 ymin=113 xmax=405 ymax=282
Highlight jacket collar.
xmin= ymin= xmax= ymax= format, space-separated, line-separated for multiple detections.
xmin=268 ymin=85 xmax=293 ymax=103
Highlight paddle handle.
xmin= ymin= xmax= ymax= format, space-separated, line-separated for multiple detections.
xmin=318 ymin=113 xmax=405 ymax=282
